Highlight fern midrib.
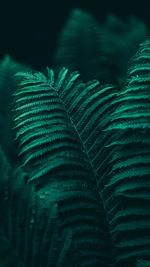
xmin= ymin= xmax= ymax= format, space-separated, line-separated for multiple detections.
xmin=50 ymin=79 xmax=100 ymax=193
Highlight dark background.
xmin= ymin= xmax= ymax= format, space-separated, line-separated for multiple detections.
xmin=0 ymin=0 xmax=150 ymax=69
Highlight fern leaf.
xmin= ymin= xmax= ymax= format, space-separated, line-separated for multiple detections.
xmin=0 ymin=159 xmax=78 ymax=267
xmin=103 ymin=38 xmax=150 ymax=265
xmin=0 ymin=55 xmax=31 ymax=164
xmin=13 ymin=68 xmax=114 ymax=266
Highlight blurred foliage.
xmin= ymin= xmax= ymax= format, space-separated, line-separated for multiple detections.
xmin=54 ymin=9 xmax=147 ymax=84
xmin=0 ymin=8 xmax=150 ymax=267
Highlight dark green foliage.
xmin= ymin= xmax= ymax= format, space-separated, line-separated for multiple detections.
xmin=1 ymin=9 xmax=150 ymax=267
xmin=13 ymin=68 xmax=114 ymax=266
xmin=0 ymin=145 xmax=11 ymax=186
xmin=102 ymin=39 xmax=150 ymax=265
xmin=136 ymin=259 xmax=150 ymax=267
xmin=0 ymin=147 xmax=79 ymax=267
xmin=54 ymin=9 xmax=147 ymax=85
xmin=98 ymin=15 xmax=147 ymax=85
xmin=54 ymin=9 xmax=102 ymax=82
xmin=0 ymin=55 xmax=31 ymax=164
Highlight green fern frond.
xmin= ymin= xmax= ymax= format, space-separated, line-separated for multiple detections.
xmin=47 ymin=67 xmax=119 ymax=192
xmin=13 ymin=67 xmax=114 ymax=266
xmin=0 ymin=161 xmax=78 ymax=267
xmin=102 ymin=38 xmax=150 ymax=265
xmin=13 ymin=69 xmax=94 ymax=186
xmin=0 ymin=55 xmax=31 ymax=164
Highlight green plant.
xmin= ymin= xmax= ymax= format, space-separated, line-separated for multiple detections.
xmin=54 ymin=9 xmax=147 ymax=85
xmin=0 ymin=146 xmax=79 ymax=267
xmin=0 ymin=8 xmax=150 ymax=267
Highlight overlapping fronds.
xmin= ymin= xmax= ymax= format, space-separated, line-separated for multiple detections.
xmin=0 ymin=147 xmax=79 ymax=267
xmin=13 ymin=68 xmax=114 ymax=266
xmin=2 ymin=11 xmax=149 ymax=266
xmin=54 ymin=9 xmax=147 ymax=85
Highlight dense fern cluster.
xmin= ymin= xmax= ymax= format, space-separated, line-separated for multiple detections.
xmin=0 ymin=7 xmax=150 ymax=267
xmin=54 ymin=10 xmax=147 ymax=84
